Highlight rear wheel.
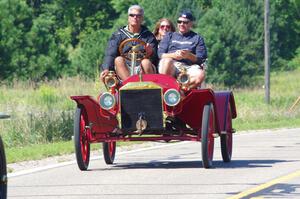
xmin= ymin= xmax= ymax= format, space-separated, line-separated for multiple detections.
xmin=221 ymin=103 xmax=233 ymax=162
xmin=103 ymin=141 xmax=116 ymax=164
xmin=74 ymin=107 xmax=90 ymax=170
xmin=201 ymin=103 xmax=215 ymax=168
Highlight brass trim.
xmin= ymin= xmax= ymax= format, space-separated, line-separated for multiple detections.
xmin=120 ymin=81 xmax=161 ymax=90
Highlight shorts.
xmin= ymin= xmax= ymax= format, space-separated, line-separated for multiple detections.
xmin=159 ymin=60 xmax=204 ymax=77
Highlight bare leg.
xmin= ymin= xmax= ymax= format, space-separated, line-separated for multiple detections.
xmin=188 ymin=69 xmax=205 ymax=89
xmin=115 ymin=56 xmax=130 ymax=81
xmin=141 ymin=59 xmax=155 ymax=74
xmin=158 ymin=58 xmax=175 ymax=76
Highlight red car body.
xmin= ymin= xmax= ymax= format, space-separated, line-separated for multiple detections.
xmin=71 ymin=73 xmax=237 ymax=170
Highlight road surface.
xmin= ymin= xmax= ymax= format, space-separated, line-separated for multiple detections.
xmin=7 ymin=128 xmax=300 ymax=199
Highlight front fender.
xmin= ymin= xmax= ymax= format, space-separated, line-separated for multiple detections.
xmin=70 ymin=95 xmax=118 ymax=134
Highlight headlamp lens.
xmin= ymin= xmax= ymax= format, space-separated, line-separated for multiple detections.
xmin=99 ymin=92 xmax=115 ymax=110
xmin=164 ymin=89 xmax=180 ymax=106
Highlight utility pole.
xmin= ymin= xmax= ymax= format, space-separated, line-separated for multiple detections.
xmin=264 ymin=0 xmax=270 ymax=104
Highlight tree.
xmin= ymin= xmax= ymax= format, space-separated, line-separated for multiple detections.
xmin=0 ymin=0 xmax=33 ymax=80
xmin=269 ymin=0 xmax=300 ymax=69
xmin=198 ymin=1 xmax=264 ymax=86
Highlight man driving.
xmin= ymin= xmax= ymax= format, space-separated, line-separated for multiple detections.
xmin=100 ymin=5 xmax=158 ymax=82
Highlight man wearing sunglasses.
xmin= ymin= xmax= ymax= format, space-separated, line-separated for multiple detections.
xmin=101 ymin=5 xmax=158 ymax=81
xmin=158 ymin=11 xmax=207 ymax=89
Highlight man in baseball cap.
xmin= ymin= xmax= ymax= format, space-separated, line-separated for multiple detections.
xmin=178 ymin=10 xmax=195 ymax=21
xmin=158 ymin=10 xmax=207 ymax=89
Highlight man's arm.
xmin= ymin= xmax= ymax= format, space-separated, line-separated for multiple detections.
xmin=194 ymin=35 xmax=207 ymax=64
xmin=100 ymin=31 xmax=121 ymax=82
xmin=101 ymin=32 xmax=120 ymax=71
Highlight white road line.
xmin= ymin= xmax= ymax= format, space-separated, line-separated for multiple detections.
xmin=8 ymin=141 xmax=188 ymax=178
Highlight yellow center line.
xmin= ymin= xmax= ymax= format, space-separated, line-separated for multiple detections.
xmin=227 ymin=170 xmax=300 ymax=199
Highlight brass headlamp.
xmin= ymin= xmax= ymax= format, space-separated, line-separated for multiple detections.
xmin=104 ymin=71 xmax=118 ymax=91
xmin=177 ymin=66 xmax=190 ymax=91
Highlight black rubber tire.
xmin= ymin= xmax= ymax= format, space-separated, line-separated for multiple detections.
xmin=103 ymin=141 xmax=116 ymax=164
xmin=74 ymin=107 xmax=90 ymax=170
xmin=201 ymin=103 xmax=215 ymax=168
xmin=0 ymin=136 xmax=7 ymax=199
xmin=221 ymin=104 xmax=233 ymax=162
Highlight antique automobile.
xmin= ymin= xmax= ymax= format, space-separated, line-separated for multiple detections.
xmin=0 ymin=113 xmax=9 ymax=199
xmin=71 ymin=38 xmax=237 ymax=170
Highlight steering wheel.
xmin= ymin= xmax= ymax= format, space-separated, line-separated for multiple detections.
xmin=118 ymin=38 xmax=148 ymax=61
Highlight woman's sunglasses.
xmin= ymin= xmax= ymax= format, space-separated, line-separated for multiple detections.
xmin=160 ymin=25 xmax=171 ymax=29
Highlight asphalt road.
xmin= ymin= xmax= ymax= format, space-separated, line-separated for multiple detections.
xmin=7 ymin=128 xmax=300 ymax=199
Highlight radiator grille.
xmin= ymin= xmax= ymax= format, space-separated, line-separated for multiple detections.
xmin=120 ymin=89 xmax=163 ymax=131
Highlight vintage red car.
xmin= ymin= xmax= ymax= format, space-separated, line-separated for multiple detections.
xmin=71 ymin=38 xmax=237 ymax=170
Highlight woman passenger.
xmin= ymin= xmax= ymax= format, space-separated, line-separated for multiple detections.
xmin=153 ymin=18 xmax=175 ymax=44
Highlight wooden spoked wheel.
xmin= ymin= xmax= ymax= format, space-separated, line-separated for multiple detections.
xmin=103 ymin=141 xmax=116 ymax=164
xmin=201 ymin=103 xmax=215 ymax=168
xmin=74 ymin=107 xmax=91 ymax=171
xmin=221 ymin=103 xmax=233 ymax=162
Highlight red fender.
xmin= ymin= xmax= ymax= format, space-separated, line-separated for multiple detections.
xmin=70 ymin=96 xmax=118 ymax=135
xmin=175 ymin=89 xmax=221 ymax=133
xmin=214 ymin=91 xmax=237 ymax=132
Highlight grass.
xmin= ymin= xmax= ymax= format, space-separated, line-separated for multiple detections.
xmin=6 ymin=141 xmax=76 ymax=163
xmin=5 ymin=140 xmax=141 ymax=164
xmin=1 ymin=68 xmax=300 ymax=163
xmin=233 ymin=68 xmax=300 ymax=130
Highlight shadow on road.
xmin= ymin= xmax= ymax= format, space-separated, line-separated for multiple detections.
xmin=91 ymin=159 xmax=294 ymax=170
xmin=214 ymin=159 xmax=296 ymax=169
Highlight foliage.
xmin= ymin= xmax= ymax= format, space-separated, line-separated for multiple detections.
xmin=269 ymin=0 xmax=300 ymax=68
xmin=0 ymin=77 xmax=101 ymax=147
xmin=199 ymin=1 xmax=264 ymax=86
xmin=70 ymin=29 xmax=112 ymax=77
xmin=287 ymin=47 xmax=300 ymax=69
xmin=0 ymin=0 xmax=33 ymax=80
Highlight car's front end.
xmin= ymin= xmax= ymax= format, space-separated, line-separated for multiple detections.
xmin=99 ymin=72 xmax=187 ymax=136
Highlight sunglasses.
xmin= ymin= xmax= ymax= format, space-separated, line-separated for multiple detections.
xmin=177 ymin=20 xmax=190 ymax=24
xmin=129 ymin=14 xmax=143 ymax=18
xmin=160 ymin=25 xmax=171 ymax=29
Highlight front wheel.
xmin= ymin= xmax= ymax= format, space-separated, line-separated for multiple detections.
xmin=221 ymin=103 xmax=233 ymax=162
xmin=201 ymin=103 xmax=215 ymax=168
xmin=74 ymin=107 xmax=91 ymax=171
xmin=0 ymin=136 xmax=7 ymax=199
xmin=103 ymin=141 xmax=116 ymax=164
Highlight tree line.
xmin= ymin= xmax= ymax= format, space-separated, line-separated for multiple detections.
xmin=0 ymin=0 xmax=299 ymax=86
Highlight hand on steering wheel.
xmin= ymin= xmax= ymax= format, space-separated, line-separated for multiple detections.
xmin=118 ymin=38 xmax=148 ymax=61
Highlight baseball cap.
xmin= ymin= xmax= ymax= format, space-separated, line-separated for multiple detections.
xmin=178 ymin=11 xmax=194 ymax=21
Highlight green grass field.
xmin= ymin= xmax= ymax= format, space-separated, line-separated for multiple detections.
xmin=233 ymin=68 xmax=300 ymax=130
xmin=1 ymin=68 xmax=299 ymax=164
